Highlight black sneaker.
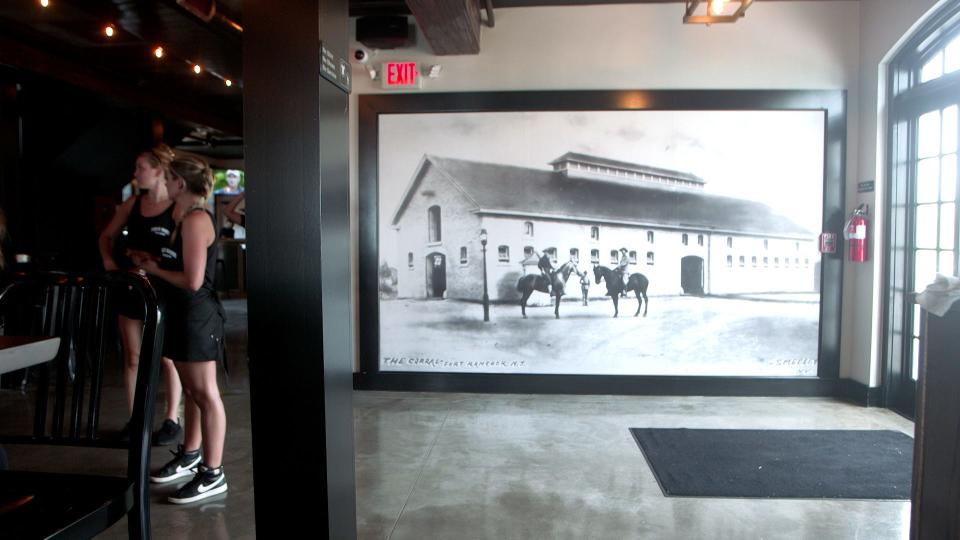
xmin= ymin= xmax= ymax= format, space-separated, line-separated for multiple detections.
xmin=168 ymin=464 xmax=228 ymax=504
xmin=150 ymin=445 xmax=201 ymax=484
xmin=153 ymin=418 xmax=182 ymax=446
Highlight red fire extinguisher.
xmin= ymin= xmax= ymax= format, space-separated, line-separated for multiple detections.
xmin=844 ymin=204 xmax=868 ymax=263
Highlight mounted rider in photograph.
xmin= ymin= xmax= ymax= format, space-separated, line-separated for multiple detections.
xmin=616 ymin=247 xmax=630 ymax=297
xmin=537 ymin=248 xmax=555 ymax=294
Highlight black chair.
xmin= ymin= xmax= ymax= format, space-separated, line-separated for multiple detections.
xmin=0 ymin=271 xmax=164 ymax=539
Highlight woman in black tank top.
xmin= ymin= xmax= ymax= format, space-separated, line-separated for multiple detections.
xmin=97 ymin=145 xmax=183 ymax=445
xmin=134 ymin=155 xmax=229 ymax=504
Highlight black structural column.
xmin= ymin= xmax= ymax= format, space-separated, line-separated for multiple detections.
xmin=244 ymin=1 xmax=355 ymax=537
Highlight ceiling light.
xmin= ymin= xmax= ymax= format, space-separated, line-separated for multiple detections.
xmin=193 ymin=64 xmax=202 ymax=75
xmin=104 ymin=24 xmax=116 ymax=37
xmin=224 ymin=79 xmax=232 ymax=87
xmin=39 ymin=0 xmax=50 ymax=7
xmin=154 ymin=46 xmax=164 ymax=59
xmin=684 ymin=0 xmax=753 ymax=25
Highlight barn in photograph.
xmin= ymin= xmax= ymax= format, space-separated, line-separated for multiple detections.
xmin=390 ymin=151 xmax=819 ymax=301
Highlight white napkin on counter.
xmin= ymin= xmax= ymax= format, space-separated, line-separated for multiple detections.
xmin=916 ymin=274 xmax=960 ymax=317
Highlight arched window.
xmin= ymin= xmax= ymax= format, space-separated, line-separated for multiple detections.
xmin=682 ymin=233 xmax=689 ymax=246
xmin=590 ymin=249 xmax=600 ymax=264
xmin=697 ymin=234 xmax=704 ymax=246
xmin=523 ymin=221 xmax=534 ymax=237
xmin=427 ymin=205 xmax=441 ymax=243
xmin=647 ymin=231 xmax=654 ymax=243
xmin=590 ymin=226 xmax=600 ymax=241
xmin=739 ymin=255 xmax=745 ymax=267
xmin=460 ymin=246 xmax=468 ymax=265
xmin=763 ymin=239 xmax=769 ymax=250
xmin=498 ymin=246 xmax=510 ymax=262
xmin=726 ymin=255 xmax=733 ymax=267
xmin=569 ymin=248 xmax=579 ymax=262
xmin=628 ymin=250 xmax=637 ymax=264
xmin=407 ymin=252 xmax=414 ymax=269
xmin=885 ymin=3 xmax=960 ymax=413
xmin=610 ymin=250 xmax=619 ymax=264
xmin=646 ymin=251 xmax=655 ymax=265
xmin=726 ymin=237 xmax=733 ymax=248
xmin=524 ymin=246 xmax=534 ymax=258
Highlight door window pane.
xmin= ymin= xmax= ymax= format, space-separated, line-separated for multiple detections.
xmin=914 ymin=303 xmax=922 ymax=338
xmin=943 ymin=105 xmax=958 ymax=153
xmin=919 ymin=110 xmax=941 ymax=158
xmin=940 ymin=203 xmax=955 ymax=249
xmin=912 ymin=336 xmax=921 ymax=381
xmin=921 ymin=51 xmax=944 ymax=82
xmin=915 ymin=249 xmax=938 ymax=291
xmin=942 ymin=154 xmax=957 ymax=201
xmin=939 ymin=250 xmax=955 ymax=276
xmin=946 ymin=35 xmax=960 ymax=74
xmin=918 ymin=158 xmax=941 ymax=203
xmin=916 ymin=204 xmax=939 ymax=248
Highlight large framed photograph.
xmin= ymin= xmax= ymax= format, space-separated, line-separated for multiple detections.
xmin=358 ymin=91 xmax=845 ymax=394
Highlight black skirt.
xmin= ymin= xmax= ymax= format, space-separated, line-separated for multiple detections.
xmin=161 ymin=289 xmax=225 ymax=363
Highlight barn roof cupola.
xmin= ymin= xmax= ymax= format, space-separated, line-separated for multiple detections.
xmin=549 ymin=152 xmax=705 ymax=190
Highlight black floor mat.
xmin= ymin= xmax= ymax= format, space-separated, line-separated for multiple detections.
xmin=629 ymin=428 xmax=913 ymax=499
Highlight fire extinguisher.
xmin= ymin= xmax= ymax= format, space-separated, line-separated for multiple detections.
xmin=844 ymin=204 xmax=868 ymax=263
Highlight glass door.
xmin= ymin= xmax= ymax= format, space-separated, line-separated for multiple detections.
xmin=885 ymin=22 xmax=960 ymax=417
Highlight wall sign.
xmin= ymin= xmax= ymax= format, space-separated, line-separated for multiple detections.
xmin=382 ymin=62 xmax=420 ymax=90
xmin=319 ymin=41 xmax=351 ymax=93
xmin=858 ymin=180 xmax=875 ymax=193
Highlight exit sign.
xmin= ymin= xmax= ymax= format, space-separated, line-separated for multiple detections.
xmin=382 ymin=62 xmax=420 ymax=89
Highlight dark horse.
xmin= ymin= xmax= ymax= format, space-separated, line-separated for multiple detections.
xmin=593 ymin=265 xmax=649 ymax=318
xmin=516 ymin=261 xmax=581 ymax=319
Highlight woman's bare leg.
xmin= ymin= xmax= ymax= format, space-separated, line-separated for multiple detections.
xmin=181 ymin=388 xmax=203 ymax=452
xmin=176 ymin=361 xmax=226 ymax=467
xmin=160 ymin=358 xmax=182 ymax=421
xmin=118 ymin=315 xmax=142 ymax=415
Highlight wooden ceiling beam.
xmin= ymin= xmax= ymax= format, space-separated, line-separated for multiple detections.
xmin=405 ymin=0 xmax=482 ymax=55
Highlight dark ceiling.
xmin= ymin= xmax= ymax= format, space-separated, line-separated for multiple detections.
xmin=0 ymin=0 xmax=851 ymax=157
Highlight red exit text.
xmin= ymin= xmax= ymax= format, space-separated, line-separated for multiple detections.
xmin=383 ymin=62 xmax=418 ymax=88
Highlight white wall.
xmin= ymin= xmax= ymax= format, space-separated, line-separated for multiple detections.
xmin=349 ymin=2 xmax=867 ymax=373
xmin=843 ymin=0 xmax=942 ymax=386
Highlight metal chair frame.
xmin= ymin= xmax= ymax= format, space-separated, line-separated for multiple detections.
xmin=0 ymin=271 xmax=164 ymax=539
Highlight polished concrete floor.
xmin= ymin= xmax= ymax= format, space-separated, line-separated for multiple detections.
xmin=354 ymin=393 xmax=913 ymax=540
xmin=1 ymin=299 xmax=915 ymax=539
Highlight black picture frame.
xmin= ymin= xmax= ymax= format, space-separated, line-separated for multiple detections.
xmin=357 ymin=90 xmax=846 ymax=396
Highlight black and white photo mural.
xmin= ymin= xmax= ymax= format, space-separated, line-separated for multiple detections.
xmin=372 ymin=107 xmax=826 ymax=377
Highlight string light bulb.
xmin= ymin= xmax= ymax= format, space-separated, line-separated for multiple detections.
xmin=104 ymin=24 xmax=116 ymax=37
xmin=39 ymin=0 xmax=50 ymax=7
xmin=153 ymin=46 xmax=164 ymax=59
xmin=193 ymin=64 xmax=202 ymax=75
xmin=709 ymin=0 xmax=728 ymax=15
xmin=224 ymin=79 xmax=233 ymax=87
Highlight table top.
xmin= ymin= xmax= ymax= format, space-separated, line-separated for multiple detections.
xmin=0 ymin=336 xmax=60 ymax=376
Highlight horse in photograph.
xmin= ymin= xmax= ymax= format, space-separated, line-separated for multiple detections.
xmin=517 ymin=260 xmax=581 ymax=319
xmin=593 ymin=265 xmax=649 ymax=317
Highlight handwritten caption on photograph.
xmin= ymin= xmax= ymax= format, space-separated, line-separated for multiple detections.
xmin=382 ymin=356 xmax=526 ymax=370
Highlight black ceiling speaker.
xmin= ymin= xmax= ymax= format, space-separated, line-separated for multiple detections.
xmin=356 ymin=16 xmax=414 ymax=50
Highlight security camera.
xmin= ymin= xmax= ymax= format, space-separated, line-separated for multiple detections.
xmin=353 ymin=47 xmax=372 ymax=64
